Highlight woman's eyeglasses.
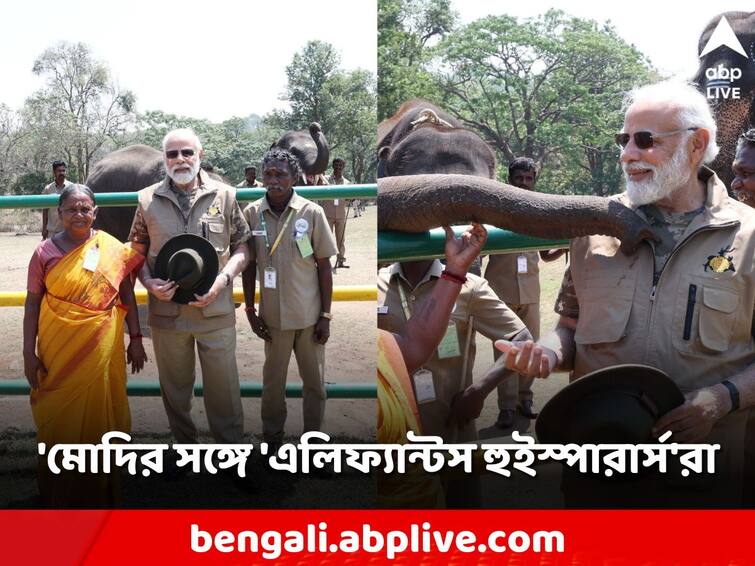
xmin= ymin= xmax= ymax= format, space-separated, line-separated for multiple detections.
xmin=165 ymin=148 xmax=196 ymax=159
xmin=615 ymin=128 xmax=698 ymax=150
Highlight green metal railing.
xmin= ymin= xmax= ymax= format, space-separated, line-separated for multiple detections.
xmin=0 ymin=185 xmax=379 ymax=399
xmin=0 ymin=185 xmax=377 ymax=208
xmin=378 ymin=226 xmax=568 ymax=263
xmin=0 ymin=380 xmax=375 ymax=398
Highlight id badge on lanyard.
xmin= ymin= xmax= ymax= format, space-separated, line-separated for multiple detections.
xmin=412 ymin=369 xmax=436 ymax=404
xmin=260 ymin=209 xmax=294 ymax=289
xmin=82 ymin=244 xmax=100 ymax=272
xmin=517 ymin=254 xmax=528 ymax=274
xmin=264 ymin=266 xmax=277 ymax=289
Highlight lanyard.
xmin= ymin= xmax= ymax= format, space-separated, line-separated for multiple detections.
xmin=260 ymin=208 xmax=294 ymax=258
xmin=396 ymin=282 xmax=413 ymax=321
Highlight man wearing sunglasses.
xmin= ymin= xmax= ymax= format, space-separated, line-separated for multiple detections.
xmin=128 ymin=128 xmax=252 ymax=452
xmin=495 ymin=81 xmax=755 ymax=507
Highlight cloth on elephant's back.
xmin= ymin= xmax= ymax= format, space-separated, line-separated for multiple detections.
xmin=377 ymin=330 xmax=444 ymax=508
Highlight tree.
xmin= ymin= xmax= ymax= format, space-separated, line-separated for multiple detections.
xmin=322 ymin=70 xmax=378 ymax=183
xmin=133 ymin=110 xmax=277 ymax=184
xmin=22 ymin=42 xmax=136 ymax=181
xmin=435 ymin=10 xmax=657 ymax=195
xmin=378 ymin=0 xmax=455 ymax=120
xmin=272 ymin=41 xmax=378 ymax=183
xmin=0 ymin=104 xmax=26 ymax=193
xmin=285 ymin=40 xmax=341 ymax=128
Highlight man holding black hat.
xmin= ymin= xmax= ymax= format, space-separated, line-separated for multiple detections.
xmin=492 ymin=81 xmax=755 ymax=507
xmin=129 ymin=128 xmax=251 ymax=445
xmin=241 ymin=147 xmax=336 ymax=449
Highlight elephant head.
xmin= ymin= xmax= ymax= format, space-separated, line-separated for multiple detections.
xmin=272 ymin=122 xmax=330 ymax=179
xmin=693 ymin=11 xmax=755 ymax=189
xmin=88 ymin=145 xmax=165 ymax=242
xmin=377 ymin=100 xmax=657 ymax=255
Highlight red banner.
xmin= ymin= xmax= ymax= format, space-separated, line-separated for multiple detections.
xmin=3 ymin=510 xmax=754 ymax=565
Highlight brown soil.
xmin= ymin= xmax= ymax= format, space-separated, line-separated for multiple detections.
xmin=0 ymin=206 xmax=377 ymax=508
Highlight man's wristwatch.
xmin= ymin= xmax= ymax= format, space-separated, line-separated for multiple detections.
xmin=319 ymin=311 xmax=333 ymax=320
xmin=220 ymin=272 xmax=231 ymax=287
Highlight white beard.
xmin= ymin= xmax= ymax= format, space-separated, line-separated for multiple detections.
xmin=624 ymin=142 xmax=691 ymax=206
xmin=167 ymin=159 xmax=200 ymax=185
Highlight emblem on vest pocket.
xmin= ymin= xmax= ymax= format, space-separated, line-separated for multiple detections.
xmin=703 ymin=246 xmax=736 ymax=273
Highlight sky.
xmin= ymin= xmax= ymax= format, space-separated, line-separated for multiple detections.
xmin=453 ymin=1 xmax=752 ymax=80
xmin=0 ymin=0 xmax=377 ymax=123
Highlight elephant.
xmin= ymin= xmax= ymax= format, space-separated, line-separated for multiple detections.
xmin=377 ymin=100 xmax=657 ymax=255
xmin=88 ymin=144 xmax=165 ymax=242
xmin=693 ymin=11 xmax=755 ymax=189
xmin=87 ymin=125 xmax=329 ymax=241
xmin=272 ymin=122 xmax=330 ymax=181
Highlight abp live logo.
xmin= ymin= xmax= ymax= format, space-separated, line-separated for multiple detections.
xmin=700 ymin=16 xmax=750 ymax=101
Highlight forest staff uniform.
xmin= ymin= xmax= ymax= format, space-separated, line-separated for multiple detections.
xmin=237 ymin=179 xmax=263 ymax=188
xmin=484 ymin=251 xmax=540 ymax=413
xmin=41 ymin=179 xmax=72 ymax=238
xmin=322 ymin=174 xmax=350 ymax=264
xmin=244 ymin=192 xmax=337 ymax=443
xmin=377 ymin=260 xmax=526 ymax=443
xmin=557 ymin=168 xmax=755 ymax=505
xmin=128 ymin=170 xmax=251 ymax=444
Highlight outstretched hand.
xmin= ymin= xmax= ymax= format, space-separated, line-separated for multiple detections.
xmin=494 ymin=339 xmax=556 ymax=380
xmin=443 ymin=223 xmax=488 ymax=275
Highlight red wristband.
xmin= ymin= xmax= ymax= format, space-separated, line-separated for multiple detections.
xmin=244 ymin=306 xmax=256 ymax=313
xmin=129 ymin=333 xmax=143 ymax=340
xmin=441 ymin=270 xmax=467 ymax=285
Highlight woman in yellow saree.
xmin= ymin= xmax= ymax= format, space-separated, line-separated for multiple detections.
xmin=23 ymin=184 xmax=147 ymax=507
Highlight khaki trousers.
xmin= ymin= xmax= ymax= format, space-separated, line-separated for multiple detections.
xmin=327 ymin=218 xmax=347 ymax=261
xmin=262 ymin=325 xmax=326 ymax=442
xmin=152 ymin=325 xmax=244 ymax=444
xmin=496 ymin=302 xmax=540 ymax=411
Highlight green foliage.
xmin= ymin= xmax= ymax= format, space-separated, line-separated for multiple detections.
xmin=10 ymin=171 xmax=48 ymax=195
xmin=378 ymin=0 xmax=455 ymax=120
xmin=273 ymin=41 xmax=378 ymax=183
xmin=132 ymin=110 xmax=278 ymax=184
xmin=435 ymin=10 xmax=657 ymax=195
xmin=23 ymin=41 xmax=137 ymax=181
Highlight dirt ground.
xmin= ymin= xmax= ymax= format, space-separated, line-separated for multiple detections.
xmin=0 ymin=206 xmax=573 ymax=508
xmin=0 ymin=205 xmax=377 ymax=508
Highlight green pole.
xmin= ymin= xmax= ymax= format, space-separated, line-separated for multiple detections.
xmin=0 ymin=185 xmax=377 ymax=209
xmin=378 ymin=226 xmax=568 ymax=263
xmin=0 ymin=379 xmax=376 ymax=398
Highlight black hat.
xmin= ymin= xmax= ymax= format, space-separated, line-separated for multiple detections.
xmin=536 ymin=364 xmax=684 ymax=444
xmin=154 ymin=234 xmax=219 ymax=304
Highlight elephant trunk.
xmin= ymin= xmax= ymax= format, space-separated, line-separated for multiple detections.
xmin=378 ymin=174 xmax=658 ymax=255
xmin=307 ymin=122 xmax=330 ymax=175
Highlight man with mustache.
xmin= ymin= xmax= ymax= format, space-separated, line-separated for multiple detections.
xmin=732 ymin=129 xmax=755 ymax=206
xmin=241 ymin=148 xmax=336 ymax=452
xmin=484 ymin=157 xmax=565 ymax=429
xmin=129 ymin=128 xmax=251 ymax=448
xmin=41 ymin=160 xmax=72 ymax=239
xmin=493 ymin=81 xmax=755 ymax=507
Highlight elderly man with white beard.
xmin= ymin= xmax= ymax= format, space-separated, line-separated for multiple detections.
xmin=493 ymin=81 xmax=755 ymax=507
xmin=129 ymin=128 xmax=251 ymax=448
